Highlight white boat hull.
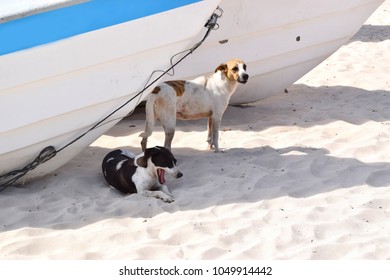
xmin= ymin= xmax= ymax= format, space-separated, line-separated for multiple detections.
xmin=0 ymin=0 xmax=220 ymax=184
xmin=172 ymin=0 xmax=385 ymax=104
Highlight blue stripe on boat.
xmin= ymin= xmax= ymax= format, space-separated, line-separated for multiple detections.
xmin=0 ymin=0 xmax=201 ymax=56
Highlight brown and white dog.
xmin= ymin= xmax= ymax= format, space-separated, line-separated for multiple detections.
xmin=140 ymin=59 xmax=249 ymax=152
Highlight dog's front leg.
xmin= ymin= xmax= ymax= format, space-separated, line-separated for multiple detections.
xmin=207 ymin=117 xmax=213 ymax=149
xmin=139 ymin=189 xmax=174 ymax=203
xmin=211 ymin=117 xmax=221 ymax=152
xmin=160 ymin=184 xmax=174 ymax=198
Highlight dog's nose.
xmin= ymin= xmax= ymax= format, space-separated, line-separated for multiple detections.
xmin=239 ymin=73 xmax=249 ymax=84
xmin=176 ymin=171 xmax=183 ymax=178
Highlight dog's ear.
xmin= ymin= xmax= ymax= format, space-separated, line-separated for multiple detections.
xmin=138 ymin=147 xmax=159 ymax=167
xmin=136 ymin=156 xmax=147 ymax=168
xmin=215 ymin=63 xmax=227 ymax=73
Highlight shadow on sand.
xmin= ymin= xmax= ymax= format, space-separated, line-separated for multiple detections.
xmin=1 ymin=84 xmax=389 ymax=231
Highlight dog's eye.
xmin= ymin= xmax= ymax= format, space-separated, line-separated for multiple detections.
xmin=243 ymin=64 xmax=247 ymax=71
xmin=232 ymin=66 xmax=239 ymax=72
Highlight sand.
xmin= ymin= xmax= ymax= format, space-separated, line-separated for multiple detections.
xmin=0 ymin=1 xmax=389 ymax=260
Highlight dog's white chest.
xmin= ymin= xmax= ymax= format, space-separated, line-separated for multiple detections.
xmin=132 ymin=168 xmax=156 ymax=191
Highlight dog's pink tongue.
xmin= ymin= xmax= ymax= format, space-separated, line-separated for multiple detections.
xmin=157 ymin=169 xmax=165 ymax=184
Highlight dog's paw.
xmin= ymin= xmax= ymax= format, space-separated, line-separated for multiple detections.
xmin=208 ymin=144 xmax=226 ymax=153
xmin=160 ymin=194 xmax=175 ymax=203
xmin=208 ymin=142 xmax=216 ymax=150
xmin=157 ymin=189 xmax=175 ymax=203
xmin=214 ymin=148 xmax=227 ymax=153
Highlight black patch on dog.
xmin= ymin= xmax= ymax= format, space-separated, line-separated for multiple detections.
xmin=101 ymin=149 xmax=137 ymax=194
xmin=149 ymin=146 xmax=177 ymax=168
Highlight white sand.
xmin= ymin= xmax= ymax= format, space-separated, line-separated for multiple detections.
xmin=0 ymin=1 xmax=389 ymax=260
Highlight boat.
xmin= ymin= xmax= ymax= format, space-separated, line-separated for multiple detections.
xmin=171 ymin=0 xmax=385 ymax=104
xmin=1 ymin=0 xmax=384 ymax=185
xmin=0 ymin=0 xmax=221 ymax=185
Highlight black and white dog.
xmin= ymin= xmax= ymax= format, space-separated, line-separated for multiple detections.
xmin=101 ymin=146 xmax=182 ymax=202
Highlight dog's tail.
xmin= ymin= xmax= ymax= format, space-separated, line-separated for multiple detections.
xmin=139 ymin=92 xmax=157 ymax=141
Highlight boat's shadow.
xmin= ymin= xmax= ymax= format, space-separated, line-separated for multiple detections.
xmin=350 ymin=24 xmax=390 ymax=43
xmin=1 ymin=144 xmax=390 ymax=232
xmin=1 ymin=85 xmax=390 ymax=231
xmin=110 ymin=85 xmax=390 ymax=134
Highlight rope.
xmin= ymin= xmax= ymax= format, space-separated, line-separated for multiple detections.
xmin=0 ymin=7 xmax=223 ymax=190
xmin=0 ymin=146 xmax=57 ymax=189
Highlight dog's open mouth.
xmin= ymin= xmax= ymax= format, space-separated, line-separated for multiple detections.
xmin=157 ymin=168 xmax=165 ymax=184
